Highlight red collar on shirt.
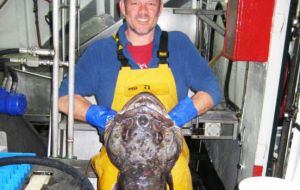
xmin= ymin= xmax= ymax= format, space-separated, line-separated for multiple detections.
xmin=127 ymin=41 xmax=154 ymax=69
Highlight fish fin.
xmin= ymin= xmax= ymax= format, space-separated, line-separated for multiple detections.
xmin=167 ymin=173 xmax=174 ymax=190
xmin=113 ymin=182 xmax=120 ymax=190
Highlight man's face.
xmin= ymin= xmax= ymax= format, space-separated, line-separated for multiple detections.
xmin=120 ymin=0 xmax=163 ymax=36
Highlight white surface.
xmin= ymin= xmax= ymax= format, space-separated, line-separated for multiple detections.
xmin=205 ymin=123 xmax=221 ymax=136
xmin=239 ymin=177 xmax=300 ymax=190
xmin=0 ymin=146 xmax=7 ymax=152
xmin=0 ymin=131 xmax=7 ymax=148
xmin=25 ymin=175 xmax=51 ymax=190
xmin=0 ymin=131 xmax=7 ymax=152
xmin=88 ymin=177 xmax=98 ymax=190
xmin=0 ymin=0 xmax=50 ymax=48
xmin=254 ymin=0 xmax=291 ymax=173
xmin=73 ymin=129 xmax=102 ymax=160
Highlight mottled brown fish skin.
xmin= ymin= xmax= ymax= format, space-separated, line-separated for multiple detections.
xmin=104 ymin=92 xmax=182 ymax=190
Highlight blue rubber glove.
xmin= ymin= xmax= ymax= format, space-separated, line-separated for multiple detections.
xmin=169 ymin=96 xmax=198 ymax=127
xmin=85 ymin=105 xmax=117 ymax=131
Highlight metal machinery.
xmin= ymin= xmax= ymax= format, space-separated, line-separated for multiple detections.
xmin=0 ymin=0 xmax=300 ymax=190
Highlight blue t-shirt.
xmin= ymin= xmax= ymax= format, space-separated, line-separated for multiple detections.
xmin=59 ymin=23 xmax=221 ymax=108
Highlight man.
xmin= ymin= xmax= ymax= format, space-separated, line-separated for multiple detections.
xmin=58 ymin=0 xmax=221 ymax=189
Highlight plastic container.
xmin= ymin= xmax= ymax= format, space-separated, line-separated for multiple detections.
xmin=0 ymin=88 xmax=27 ymax=115
xmin=239 ymin=176 xmax=300 ymax=190
xmin=0 ymin=88 xmax=9 ymax=112
xmin=0 ymin=152 xmax=35 ymax=190
xmin=6 ymin=92 xmax=27 ymax=115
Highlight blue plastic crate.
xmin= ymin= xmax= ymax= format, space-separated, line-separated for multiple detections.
xmin=0 ymin=152 xmax=36 ymax=190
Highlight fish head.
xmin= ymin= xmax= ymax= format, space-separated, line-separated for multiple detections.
xmin=104 ymin=92 xmax=182 ymax=186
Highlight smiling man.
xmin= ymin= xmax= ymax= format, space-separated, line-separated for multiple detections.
xmin=58 ymin=0 xmax=221 ymax=189
xmin=120 ymin=0 xmax=163 ymax=43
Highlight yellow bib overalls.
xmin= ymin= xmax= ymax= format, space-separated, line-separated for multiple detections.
xmin=91 ymin=32 xmax=192 ymax=190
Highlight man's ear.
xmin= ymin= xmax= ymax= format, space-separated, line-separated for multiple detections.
xmin=158 ymin=1 xmax=164 ymax=16
xmin=119 ymin=0 xmax=126 ymax=16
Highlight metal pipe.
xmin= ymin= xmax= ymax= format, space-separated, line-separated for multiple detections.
xmin=57 ymin=128 xmax=61 ymax=157
xmin=77 ymin=0 xmax=80 ymax=56
xmin=62 ymin=128 xmax=67 ymax=158
xmin=61 ymin=0 xmax=67 ymax=158
xmin=47 ymin=115 xmax=52 ymax=157
xmin=195 ymin=9 xmax=200 ymax=49
xmin=10 ymin=58 xmax=68 ymax=67
xmin=67 ymin=0 xmax=77 ymax=159
xmin=23 ymin=113 xmax=50 ymax=116
xmin=52 ymin=0 xmax=60 ymax=157
xmin=110 ymin=0 xmax=114 ymax=18
xmin=19 ymin=48 xmax=55 ymax=56
xmin=173 ymin=9 xmax=225 ymax=36
xmin=197 ymin=11 xmax=225 ymax=36
xmin=62 ymin=0 xmax=67 ymax=61
xmin=15 ymin=69 xmax=51 ymax=79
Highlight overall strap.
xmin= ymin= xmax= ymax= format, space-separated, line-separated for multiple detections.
xmin=113 ymin=33 xmax=130 ymax=67
xmin=157 ymin=31 xmax=169 ymax=64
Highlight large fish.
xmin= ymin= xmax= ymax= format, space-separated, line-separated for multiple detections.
xmin=104 ymin=92 xmax=183 ymax=190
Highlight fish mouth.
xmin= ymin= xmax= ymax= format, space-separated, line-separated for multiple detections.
xmin=111 ymin=92 xmax=174 ymax=127
xmin=120 ymin=92 xmax=167 ymax=116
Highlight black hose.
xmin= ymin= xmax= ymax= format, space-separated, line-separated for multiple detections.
xmin=45 ymin=10 xmax=53 ymax=49
xmin=0 ymin=60 xmax=15 ymax=90
xmin=207 ymin=3 xmax=240 ymax=113
xmin=1 ymin=63 xmax=9 ymax=88
xmin=0 ymin=48 xmax=19 ymax=56
xmin=0 ymin=58 xmax=10 ymax=63
xmin=224 ymin=60 xmax=241 ymax=113
xmin=3 ymin=63 xmax=8 ymax=78
xmin=7 ymin=66 xmax=18 ymax=84
xmin=0 ymin=60 xmax=10 ymax=89
xmin=33 ymin=0 xmax=42 ymax=48
xmin=0 ymin=0 xmax=8 ymax=10
xmin=0 ymin=61 xmax=5 ymax=71
xmin=5 ymin=66 xmax=18 ymax=92
xmin=0 ymin=156 xmax=94 ymax=190
xmin=209 ymin=2 xmax=226 ymax=61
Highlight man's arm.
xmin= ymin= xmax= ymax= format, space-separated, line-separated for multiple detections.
xmin=58 ymin=95 xmax=91 ymax=121
xmin=191 ymin=91 xmax=214 ymax=115
xmin=58 ymin=95 xmax=116 ymax=131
